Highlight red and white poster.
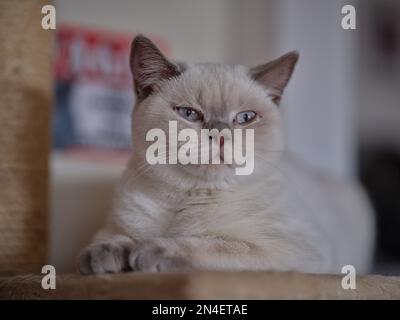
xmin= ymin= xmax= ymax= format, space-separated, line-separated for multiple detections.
xmin=53 ymin=25 xmax=168 ymax=156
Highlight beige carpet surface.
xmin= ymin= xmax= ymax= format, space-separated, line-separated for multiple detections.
xmin=1 ymin=272 xmax=399 ymax=299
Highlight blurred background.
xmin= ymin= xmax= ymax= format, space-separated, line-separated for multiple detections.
xmin=50 ymin=0 xmax=400 ymax=274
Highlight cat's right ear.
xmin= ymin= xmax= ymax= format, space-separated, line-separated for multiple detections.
xmin=250 ymin=51 xmax=299 ymax=105
xmin=130 ymin=35 xmax=180 ymax=100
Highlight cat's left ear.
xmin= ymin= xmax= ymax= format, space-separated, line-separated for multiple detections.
xmin=250 ymin=51 xmax=299 ymax=105
xmin=130 ymin=35 xmax=180 ymax=100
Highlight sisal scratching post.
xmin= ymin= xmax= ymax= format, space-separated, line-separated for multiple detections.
xmin=0 ymin=1 xmax=54 ymax=274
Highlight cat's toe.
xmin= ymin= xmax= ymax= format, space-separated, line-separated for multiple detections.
xmin=77 ymin=243 xmax=131 ymax=275
xmin=129 ymin=242 xmax=191 ymax=273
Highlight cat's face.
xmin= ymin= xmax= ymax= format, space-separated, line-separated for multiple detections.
xmin=130 ymin=35 xmax=298 ymax=187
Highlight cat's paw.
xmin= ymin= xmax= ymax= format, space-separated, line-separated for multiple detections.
xmin=129 ymin=241 xmax=191 ymax=272
xmin=77 ymin=242 xmax=132 ymax=275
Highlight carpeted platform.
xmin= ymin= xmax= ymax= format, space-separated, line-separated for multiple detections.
xmin=1 ymin=272 xmax=399 ymax=299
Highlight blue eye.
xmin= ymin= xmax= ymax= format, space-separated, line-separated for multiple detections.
xmin=235 ymin=111 xmax=257 ymax=124
xmin=175 ymin=106 xmax=202 ymax=122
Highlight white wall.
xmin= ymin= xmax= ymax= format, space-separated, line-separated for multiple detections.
xmin=56 ymin=0 xmax=235 ymax=63
xmin=50 ymin=154 xmax=121 ymax=272
xmin=277 ymin=0 xmax=358 ymax=179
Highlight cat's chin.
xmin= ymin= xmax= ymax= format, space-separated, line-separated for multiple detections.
xmin=178 ymin=163 xmax=239 ymax=187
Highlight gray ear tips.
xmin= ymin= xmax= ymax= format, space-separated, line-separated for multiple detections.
xmin=284 ymin=50 xmax=300 ymax=65
xmin=133 ymin=34 xmax=150 ymax=43
xmin=131 ymin=35 xmax=150 ymax=52
xmin=130 ymin=35 xmax=158 ymax=70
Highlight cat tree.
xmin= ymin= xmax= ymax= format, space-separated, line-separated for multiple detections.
xmin=0 ymin=0 xmax=399 ymax=299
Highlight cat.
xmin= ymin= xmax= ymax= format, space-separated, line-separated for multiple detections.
xmin=78 ymin=35 xmax=375 ymax=275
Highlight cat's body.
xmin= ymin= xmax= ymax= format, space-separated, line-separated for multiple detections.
xmin=78 ymin=36 xmax=375 ymax=275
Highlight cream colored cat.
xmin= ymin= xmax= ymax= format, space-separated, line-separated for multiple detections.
xmin=78 ymin=35 xmax=375 ymax=275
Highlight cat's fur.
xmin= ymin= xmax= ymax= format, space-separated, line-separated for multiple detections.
xmin=78 ymin=35 xmax=375 ymax=275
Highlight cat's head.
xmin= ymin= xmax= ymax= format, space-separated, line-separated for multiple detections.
xmin=129 ymin=35 xmax=298 ymax=187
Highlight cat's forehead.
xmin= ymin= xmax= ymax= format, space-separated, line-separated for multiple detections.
xmin=164 ymin=63 xmax=268 ymax=114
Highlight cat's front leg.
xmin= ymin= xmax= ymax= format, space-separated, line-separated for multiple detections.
xmin=129 ymin=237 xmax=263 ymax=272
xmin=129 ymin=239 xmax=193 ymax=272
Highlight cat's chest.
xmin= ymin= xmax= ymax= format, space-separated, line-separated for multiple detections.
xmin=172 ymin=187 xmax=254 ymax=216
xmin=173 ymin=180 xmax=281 ymax=219
xmin=173 ymin=189 xmax=221 ymax=212
xmin=163 ymin=186 xmax=272 ymax=237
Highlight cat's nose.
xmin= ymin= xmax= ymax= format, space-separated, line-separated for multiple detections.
xmin=204 ymin=121 xmax=229 ymax=132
